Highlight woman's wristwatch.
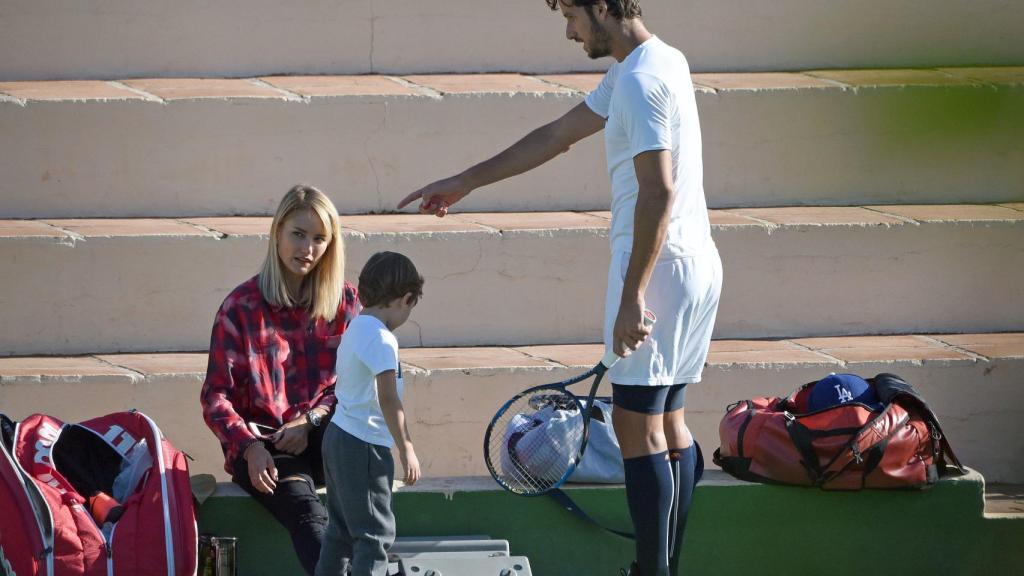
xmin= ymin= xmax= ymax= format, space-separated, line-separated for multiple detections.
xmin=305 ymin=408 xmax=324 ymax=428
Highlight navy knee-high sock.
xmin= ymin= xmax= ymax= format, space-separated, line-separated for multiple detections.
xmin=623 ymin=451 xmax=674 ymax=576
xmin=667 ymin=443 xmax=701 ymax=575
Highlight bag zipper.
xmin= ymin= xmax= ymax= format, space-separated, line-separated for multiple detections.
xmin=927 ymin=421 xmax=942 ymax=461
xmin=107 ymin=522 xmax=118 ymax=575
xmin=8 ymin=422 xmax=55 ymax=576
xmin=138 ymin=412 xmax=176 ymax=576
xmin=82 ymin=507 xmax=113 ymax=576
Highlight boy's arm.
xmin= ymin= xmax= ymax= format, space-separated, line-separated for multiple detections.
xmin=377 ymin=369 xmax=421 ymax=485
xmin=397 ymin=102 xmax=605 ymax=216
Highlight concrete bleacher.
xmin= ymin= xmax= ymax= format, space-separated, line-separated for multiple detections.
xmin=3 ymin=335 xmax=1022 ymax=485
xmin=1 ymin=0 xmax=1022 ymax=573
xmin=2 ymin=206 xmax=1022 ymax=354
xmin=1 ymin=70 xmax=1021 ymax=218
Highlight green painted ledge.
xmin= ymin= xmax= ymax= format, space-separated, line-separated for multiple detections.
xmin=196 ymin=470 xmax=1024 ymax=576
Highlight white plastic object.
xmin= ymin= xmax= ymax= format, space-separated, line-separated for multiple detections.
xmin=111 ymin=439 xmax=153 ymax=503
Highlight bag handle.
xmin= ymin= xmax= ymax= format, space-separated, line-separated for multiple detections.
xmin=547 ymin=441 xmax=704 ymax=541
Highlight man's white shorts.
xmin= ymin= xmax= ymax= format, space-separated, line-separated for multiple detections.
xmin=604 ymin=246 xmax=723 ymax=386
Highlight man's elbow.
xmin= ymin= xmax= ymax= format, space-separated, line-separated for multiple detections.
xmin=544 ymin=120 xmax=580 ymax=156
xmin=378 ymin=394 xmax=400 ymax=411
xmin=639 ymin=183 xmax=675 ymax=208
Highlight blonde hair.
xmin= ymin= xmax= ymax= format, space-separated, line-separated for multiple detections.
xmin=259 ymin=184 xmax=345 ymax=322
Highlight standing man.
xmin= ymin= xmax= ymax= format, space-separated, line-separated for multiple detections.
xmin=397 ymin=2 xmax=721 ymax=574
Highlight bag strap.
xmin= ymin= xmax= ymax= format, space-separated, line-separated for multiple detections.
xmin=817 ymin=405 xmax=909 ymax=487
xmin=934 ymin=426 xmax=964 ymax=474
xmin=547 ymin=488 xmax=635 ymax=541
xmin=547 ymin=441 xmax=705 ymax=541
xmin=817 ymin=381 xmax=968 ymax=487
xmin=783 ymin=413 xmax=824 ymax=485
xmin=872 ymin=373 xmax=965 ymax=475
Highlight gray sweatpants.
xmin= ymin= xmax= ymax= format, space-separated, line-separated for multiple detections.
xmin=315 ymin=424 xmax=396 ymax=576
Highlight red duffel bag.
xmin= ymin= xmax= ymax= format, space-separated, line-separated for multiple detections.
xmin=713 ymin=373 xmax=965 ymax=490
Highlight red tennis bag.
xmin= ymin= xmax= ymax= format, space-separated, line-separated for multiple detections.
xmin=713 ymin=373 xmax=965 ymax=490
xmin=0 ymin=410 xmax=197 ymax=575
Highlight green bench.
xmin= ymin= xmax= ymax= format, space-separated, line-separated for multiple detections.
xmin=196 ymin=469 xmax=1023 ymax=575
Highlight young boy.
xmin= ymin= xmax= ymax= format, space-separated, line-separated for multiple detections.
xmin=315 ymin=251 xmax=424 ymax=576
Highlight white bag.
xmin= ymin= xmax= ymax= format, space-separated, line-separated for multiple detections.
xmin=568 ymin=400 xmax=624 ymax=483
xmin=504 ymin=400 xmax=624 ymax=485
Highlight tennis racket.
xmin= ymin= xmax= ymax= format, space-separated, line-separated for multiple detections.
xmin=483 ymin=310 xmax=656 ymax=496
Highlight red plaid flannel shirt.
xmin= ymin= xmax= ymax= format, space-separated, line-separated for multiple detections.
xmin=200 ymin=276 xmax=360 ymax=474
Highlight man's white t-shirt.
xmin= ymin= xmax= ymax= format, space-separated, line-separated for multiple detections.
xmin=330 ymin=314 xmax=403 ymax=448
xmin=585 ymin=36 xmax=713 ymax=258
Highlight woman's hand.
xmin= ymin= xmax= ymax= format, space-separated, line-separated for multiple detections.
xmin=271 ymin=416 xmax=312 ymax=455
xmin=245 ymin=442 xmax=278 ymax=494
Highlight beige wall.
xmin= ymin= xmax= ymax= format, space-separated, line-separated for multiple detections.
xmin=3 ymin=0 xmax=1024 ymax=80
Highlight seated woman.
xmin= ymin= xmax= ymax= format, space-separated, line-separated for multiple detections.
xmin=200 ymin=184 xmax=359 ymax=574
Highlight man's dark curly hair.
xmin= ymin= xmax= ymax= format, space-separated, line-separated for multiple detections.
xmin=358 ymin=251 xmax=424 ymax=308
xmin=545 ymin=0 xmax=642 ymax=20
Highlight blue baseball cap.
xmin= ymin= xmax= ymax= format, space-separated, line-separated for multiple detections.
xmin=808 ymin=373 xmax=882 ymax=412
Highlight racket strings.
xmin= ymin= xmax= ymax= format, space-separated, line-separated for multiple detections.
xmin=486 ymin=389 xmax=586 ymax=495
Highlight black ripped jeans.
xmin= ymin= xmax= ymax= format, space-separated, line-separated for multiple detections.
xmin=232 ymin=424 xmax=329 ymax=575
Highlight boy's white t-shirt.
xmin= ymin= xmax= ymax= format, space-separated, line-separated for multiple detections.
xmin=330 ymin=314 xmax=403 ymax=448
xmin=585 ymin=36 xmax=714 ymax=259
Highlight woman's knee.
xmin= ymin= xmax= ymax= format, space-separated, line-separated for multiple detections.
xmin=275 ymin=476 xmax=328 ymax=534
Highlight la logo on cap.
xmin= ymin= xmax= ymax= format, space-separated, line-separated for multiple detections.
xmin=808 ymin=373 xmax=882 ymax=412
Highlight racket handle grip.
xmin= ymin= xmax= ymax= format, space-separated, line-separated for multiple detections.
xmin=601 ymin=309 xmax=657 ymax=369
xmin=643 ymin=309 xmax=657 ymax=327
xmin=600 ymin=348 xmax=621 ymax=370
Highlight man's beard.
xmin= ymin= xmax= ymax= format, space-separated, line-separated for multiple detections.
xmin=585 ymin=11 xmax=613 ymax=59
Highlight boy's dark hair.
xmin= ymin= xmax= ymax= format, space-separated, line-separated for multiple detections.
xmin=358 ymin=251 xmax=424 ymax=308
xmin=545 ymin=0 xmax=642 ymax=19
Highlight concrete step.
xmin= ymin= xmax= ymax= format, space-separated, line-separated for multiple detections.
xmin=2 ymin=334 xmax=1022 ymax=483
xmin=986 ymin=484 xmax=1024 ymax=518
xmin=0 ymin=69 xmax=1020 ymax=218
xmin=2 ymin=0 xmax=1023 ymax=80
xmin=2 ymin=206 xmax=1022 ymax=355
xmin=196 ymin=470 xmax=1024 ymax=576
